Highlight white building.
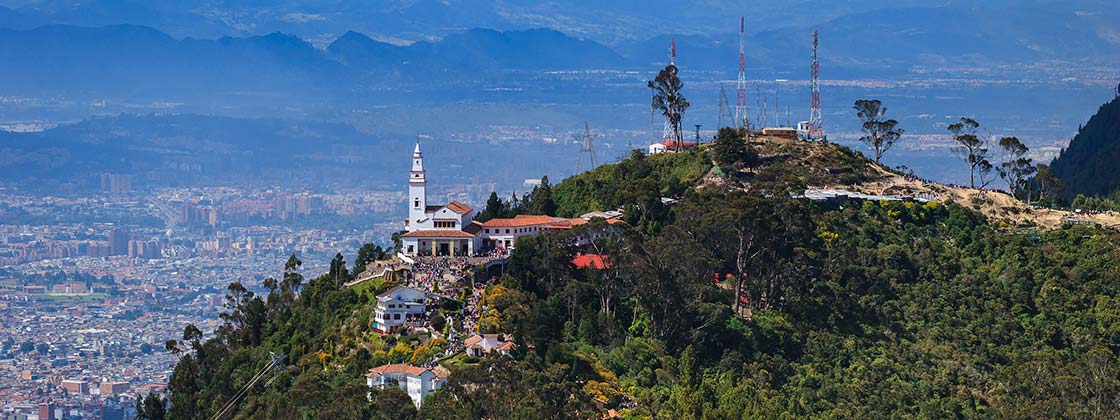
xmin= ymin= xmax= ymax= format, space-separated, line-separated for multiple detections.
xmin=401 ymin=143 xmax=478 ymax=256
xmin=398 ymin=142 xmax=625 ymax=256
xmin=367 ymin=363 xmax=449 ymax=407
xmin=372 ymin=286 xmax=427 ymax=334
xmin=462 ymin=333 xmax=517 ymax=357
xmin=475 ymin=214 xmax=573 ymax=251
xmin=647 ymin=140 xmax=699 ymax=155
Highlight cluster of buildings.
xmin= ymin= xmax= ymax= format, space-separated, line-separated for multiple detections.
xmin=365 ymin=145 xmax=626 ymax=408
xmin=98 ymin=174 xmax=132 ymax=195
xmin=0 ymin=281 xmax=218 ymax=419
xmin=400 ymin=144 xmax=622 ymax=256
xmin=366 ymin=284 xmax=517 ymax=407
xmin=0 ymin=226 xmax=163 ymax=264
xmin=179 ymin=192 xmax=329 ymax=229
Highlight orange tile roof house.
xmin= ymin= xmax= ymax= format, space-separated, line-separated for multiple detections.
xmin=367 ymin=363 xmax=449 ymax=407
xmin=463 ymin=333 xmax=517 ymax=357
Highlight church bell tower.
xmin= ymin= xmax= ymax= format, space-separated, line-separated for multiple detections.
xmin=407 ymin=142 xmax=427 ymax=231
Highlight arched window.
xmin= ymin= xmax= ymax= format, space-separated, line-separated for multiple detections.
xmin=414 ymin=199 xmax=420 ymax=208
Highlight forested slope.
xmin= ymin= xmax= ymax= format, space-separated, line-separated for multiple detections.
xmin=1051 ymin=96 xmax=1120 ymax=199
xmin=162 ymin=143 xmax=1120 ymax=420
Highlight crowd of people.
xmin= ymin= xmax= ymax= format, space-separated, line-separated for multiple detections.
xmin=405 ymin=256 xmax=476 ymax=293
xmin=371 ymin=249 xmax=512 ymax=366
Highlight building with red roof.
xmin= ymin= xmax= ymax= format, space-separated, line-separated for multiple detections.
xmin=400 ymin=144 xmax=624 ymax=256
xmin=367 ymin=363 xmax=449 ymax=407
xmin=572 ymin=254 xmax=611 ymax=269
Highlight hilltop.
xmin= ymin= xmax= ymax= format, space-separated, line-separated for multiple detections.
xmin=728 ymin=135 xmax=1120 ymax=230
xmin=156 ymin=132 xmax=1120 ymax=419
xmin=559 ymin=133 xmax=1120 ymax=231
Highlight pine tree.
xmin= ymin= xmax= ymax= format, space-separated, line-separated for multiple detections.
xmin=477 ymin=192 xmax=504 ymax=222
xmin=531 ymin=176 xmax=557 ymax=216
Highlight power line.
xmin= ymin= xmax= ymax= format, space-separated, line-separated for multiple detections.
xmin=209 ymin=352 xmax=284 ymax=420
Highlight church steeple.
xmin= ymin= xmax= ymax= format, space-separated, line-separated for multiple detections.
xmin=411 ymin=142 xmax=425 ymax=177
xmin=407 ymin=142 xmax=427 ymax=231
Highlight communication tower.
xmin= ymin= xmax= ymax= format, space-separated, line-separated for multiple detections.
xmin=718 ymin=84 xmax=732 ymax=129
xmin=735 ymin=17 xmax=749 ymax=130
xmin=576 ymin=121 xmax=597 ymax=172
xmin=807 ymin=29 xmax=824 ymax=140
xmin=662 ymin=40 xmax=677 ymax=148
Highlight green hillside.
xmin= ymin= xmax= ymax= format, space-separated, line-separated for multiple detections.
xmin=157 ymin=141 xmax=1120 ymax=420
xmin=1051 ymin=96 xmax=1120 ymax=199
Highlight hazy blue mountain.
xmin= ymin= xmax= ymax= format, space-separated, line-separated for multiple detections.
xmin=407 ymin=28 xmax=628 ymax=70
xmin=326 ymin=31 xmax=410 ymax=69
xmin=623 ymin=5 xmax=1120 ymax=79
xmin=1 ymin=1 xmax=1113 ymax=84
xmin=326 ymin=27 xmax=626 ymax=73
xmin=7 ymin=0 xmax=1114 ymax=48
xmin=0 ymin=114 xmax=391 ymax=190
xmin=0 ymin=3 xmax=1114 ymax=118
xmin=0 ymin=23 xmax=634 ymax=98
xmin=0 ymin=24 xmax=349 ymax=96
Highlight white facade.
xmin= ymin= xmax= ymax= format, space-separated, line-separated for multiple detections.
xmin=367 ymin=364 xmax=448 ymax=407
xmin=647 ymin=140 xmax=699 ymax=155
xmin=401 ymin=143 xmax=480 ymax=256
xmin=407 ymin=143 xmax=428 ymax=230
xmin=397 ymin=142 xmax=618 ymax=256
xmin=463 ymin=333 xmax=516 ymax=357
xmin=475 ymin=215 xmax=565 ymax=251
xmin=372 ymin=286 xmax=427 ymax=334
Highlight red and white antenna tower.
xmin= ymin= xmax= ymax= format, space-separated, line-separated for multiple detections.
xmin=808 ymin=29 xmax=823 ymax=140
xmin=735 ymin=16 xmax=748 ymax=130
xmin=670 ymin=38 xmax=676 ymax=65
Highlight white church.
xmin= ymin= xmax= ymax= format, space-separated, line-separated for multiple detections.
xmin=400 ymin=143 xmax=621 ymax=257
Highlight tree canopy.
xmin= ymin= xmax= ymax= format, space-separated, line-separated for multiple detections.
xmin=165 ymin=134 xmax=1120 ymax=420
xmin=853 ymin=99 xmax=904 ymax=163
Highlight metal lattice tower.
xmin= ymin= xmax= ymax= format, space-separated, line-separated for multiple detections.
xmin=650 ymin=85 xmax=657 ymax=142
xmin=808 ymin=29 xmax=824 ymax=141
xmin=576 ymin=121 xmax=597 ymax=172
xmin=662 ymin=40 xmax=677 ymax=147
xmin=735 ymin=16 xmax=749 ymax=130
xmin=718 ymin=84 xmax=733 ymax=128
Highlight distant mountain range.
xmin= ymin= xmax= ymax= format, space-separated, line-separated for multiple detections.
xmin=0 ymin=1 xmax=1117 ymax=99
xmin=0 ymin=114 xmax=396 ymax=190
xmin=0 ymin=23 xmax=638 ymax=97
xmin=0 ymin=0 xmax=941 ymax=43
xmin=0 ymin=113 xmax=587 ymax=193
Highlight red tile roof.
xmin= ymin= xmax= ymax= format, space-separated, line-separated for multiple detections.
xmin=446 ymin=201 xmax=473 ymax=215
xmin=401 ymin=230 xmax=477 ymax=238
xmin=425 ymin=201 xmax=473 ymax=215
xmin=656 ymin=140 xmax=699 ymax=148
xmin=478 ymin=214 xmax=559 ymax=228
xmin=368 ymin=363 xmax=449 ymax=378
xmin=572 ymin=254 xmax=610 ymax=269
